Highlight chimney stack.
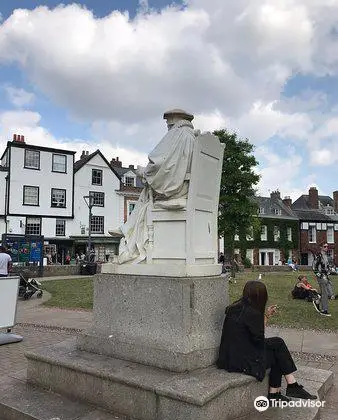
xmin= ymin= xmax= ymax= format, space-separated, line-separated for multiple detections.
xmin=13 ymin=134 xmax=25 ymax=143
xmin=333 ymin=191 xmax=338 ymax=213
xmin=110 ymin=157 xmax=122 ymax=168
xmin=270 ymin=190 xmax=281 ymax=200
xmin=283 ymin=196 xmax=292 ymax=208
xmin=308 ymin=187 xmax=319 ymax=209
xmin=129 ymin=164 xmax=135 ymax=170
xmin=80 ymin=150 xmax=88 ymax=160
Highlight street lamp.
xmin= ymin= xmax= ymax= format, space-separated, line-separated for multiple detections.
xmin=83 ymin=193 xmax=95 ymax=261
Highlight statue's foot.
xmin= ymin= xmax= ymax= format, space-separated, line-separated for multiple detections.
xmin=108 ymin=227 xmax=123 ymax=236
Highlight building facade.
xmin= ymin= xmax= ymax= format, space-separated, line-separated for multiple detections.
xmin=0 ymin=136 xmax=139 ymax=263
xmin=292 ymin=187 xmax=338 ymax=266
xmin=0 ymin=135 xmax=75 ymax=252
xmin=110 ymin=157 xmax=143 ymax=223
xmin=236 ymin=191 xmax=299 ymax=266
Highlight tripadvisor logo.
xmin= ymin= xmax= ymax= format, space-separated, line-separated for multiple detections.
xmin=254 ymin=396 xmax=325 ymax=411
xmin=271 ymin=399 xmax=325 ymax=409
xmin=254 ymin=396 xmax=269 ymax=412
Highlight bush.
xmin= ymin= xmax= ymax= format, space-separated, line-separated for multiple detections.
xmin=243 ymin=257 xmax=252 ymax=268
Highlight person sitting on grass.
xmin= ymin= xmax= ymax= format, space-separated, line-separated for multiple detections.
xmin=217 ymin=280 xmax=317 ymax=404
xmin=291 ymin=275 xmax=320 ymax=302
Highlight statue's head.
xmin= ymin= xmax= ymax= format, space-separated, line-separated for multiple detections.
xmin=163 ymin=108 xmax=194 ymax=130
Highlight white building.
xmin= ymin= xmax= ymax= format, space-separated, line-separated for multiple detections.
xmin=70 ymin=150 xmax=122 ymax=261
xmin=0 ymin=135 xmax=124 ymax=263
xmin=1 ymin=135 xmax=75 ymax=248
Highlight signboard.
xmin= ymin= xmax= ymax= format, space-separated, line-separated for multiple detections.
xmin=2 ymin=234 xmax=44 ymax=264
xmin=2 ymin=234 xmax=44 ymax=277
xmin=0 ymin=276 xmax=20 ymax=329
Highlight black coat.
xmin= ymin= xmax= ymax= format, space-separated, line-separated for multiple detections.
xmin=216 ymin=300 xmax=266 ymax=381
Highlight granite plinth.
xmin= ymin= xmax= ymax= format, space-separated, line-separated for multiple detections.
xmin=77 ymin=273 xmax=228 ymax=372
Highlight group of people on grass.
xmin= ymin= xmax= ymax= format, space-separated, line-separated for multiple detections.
xmin=291 ymin=241 xmax=337 ymax=316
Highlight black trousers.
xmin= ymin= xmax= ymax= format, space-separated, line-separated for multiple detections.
xmin=264 ymin=337 xmax=297 ymax=388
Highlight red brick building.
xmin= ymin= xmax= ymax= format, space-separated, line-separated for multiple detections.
xmin=292 ymin=187 xmax=338 ymax=266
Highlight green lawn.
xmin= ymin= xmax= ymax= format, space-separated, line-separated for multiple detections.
xmin=41 ymin=272 xmax=338 ymax=331
xmin=230 ymin=271 xmax=338 ymax=332
xmin=42 ymin=278 xmax=93 ymax=310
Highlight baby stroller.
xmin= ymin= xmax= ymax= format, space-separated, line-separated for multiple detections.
xmin=18 ymin=272 xmax=43 ymax=300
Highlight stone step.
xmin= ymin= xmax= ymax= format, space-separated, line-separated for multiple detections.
xmin=23 ymin=338 xmax=333 ymax=420
xmin=0 ymin=376 xmax=127 ymax=420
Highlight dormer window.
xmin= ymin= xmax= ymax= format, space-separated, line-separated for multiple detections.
xmin=125 ymin=176 xmax=135 ymax=187
xmin=273 ymin=208 xmax=281 ymax=215
xmin=258 ymin=207 xmax=265 ymax=214
xmin=325 ymin=207 xmax=334 ymax=215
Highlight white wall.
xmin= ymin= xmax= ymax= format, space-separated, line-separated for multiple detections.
xmin=8 ymin=146 xmax=74 ymax=217
xmin=0 ymin=171 xmax=8 ymax=216
xmin=69 ymin=154 xmax=121 ymax=236
xmin=6 ymin=216 xmax=74 ymax=238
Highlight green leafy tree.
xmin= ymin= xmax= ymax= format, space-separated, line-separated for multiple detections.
xmin=214 ymin=129 xmax=260 ymax=269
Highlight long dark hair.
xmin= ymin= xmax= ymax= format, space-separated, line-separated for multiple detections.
xmin=241 ymin=281 xmax=268 ymax=314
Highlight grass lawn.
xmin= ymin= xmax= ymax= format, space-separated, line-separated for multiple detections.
xmin=41 ymin=272 xmax=338 ymax=331
xmin=42 ymin=278 xmax=93 ymax=310
xmin=230 ymin=271 xmax=338 ymax=332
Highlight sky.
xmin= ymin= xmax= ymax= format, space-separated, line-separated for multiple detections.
xmin=1 ymin=1 xmax=338 ymax=202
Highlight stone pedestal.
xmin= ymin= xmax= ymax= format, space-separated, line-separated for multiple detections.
xmin=3 ymin=272 xmax=333 ymax=420
xmin=77 ymin=273 xmax=228 ymax=372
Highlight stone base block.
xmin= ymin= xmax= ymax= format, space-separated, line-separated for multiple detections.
xmin=0 ymin=375 xmax=126 ymax=420
xmin=24 ymin=339 xmax=334 ymax=420
xmin=77 ymin=273 xmax=228 ymax=372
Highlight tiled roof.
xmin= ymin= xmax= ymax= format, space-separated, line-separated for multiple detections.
xmin=292 ymin=209 xmax=333 ymax=221
xmin=293 ymin=194 xmax=334 ymax=210
xmin=74 ymin=150 xmax=120 ymax=179
xmin=254 ymin=196 xmax=298 ymax=219
xmin=113 ymin=166 xmax=144 ymax=188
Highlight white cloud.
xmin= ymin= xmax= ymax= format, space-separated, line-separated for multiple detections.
xmin=0 ymin=0 xmax=334 ymax=125
xmin=4 ymin=85 xmax=35 ymax=107
xmin=256 ymin=145 xmax=304 ymax=200
xmin=0 ymin=110 xmax=148 ymax=167
xmin=1 ymin=1 xmax=338 ymax=193
xmin=310 ymin=149 xmax=336 ymax=166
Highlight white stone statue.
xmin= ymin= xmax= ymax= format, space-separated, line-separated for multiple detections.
xmin=111 ymin=109 xmax=196 ymax=264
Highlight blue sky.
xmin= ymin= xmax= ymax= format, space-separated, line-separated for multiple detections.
xmin=1 ymin=0 xmax=338 ymax=202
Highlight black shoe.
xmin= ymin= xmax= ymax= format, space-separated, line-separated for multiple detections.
xmin=320 ymin=310 xmax=331 ymax=317
xmin=286 ymin=383 xmax=317 ymax=400
xmin=268 ymin=392 xmax=290 ymax=402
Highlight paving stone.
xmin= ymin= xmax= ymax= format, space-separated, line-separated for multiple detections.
xmin=318 ymin=361 xmax=334 ymax=370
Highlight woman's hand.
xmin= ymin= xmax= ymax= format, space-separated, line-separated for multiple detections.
xmin=266 ymin=304 xmax=278 ymax=317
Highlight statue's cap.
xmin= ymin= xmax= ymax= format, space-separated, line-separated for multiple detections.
xmin=163 ymin=108 xmax=194 ymax=122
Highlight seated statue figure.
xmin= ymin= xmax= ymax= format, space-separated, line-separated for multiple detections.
xmin=110 ymin=109 xmax=197 ymax=264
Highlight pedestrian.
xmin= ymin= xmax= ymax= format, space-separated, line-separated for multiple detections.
xmin=313 ymin=242 xmax=336 ymax=316
xmin=0 ymin=246 xmax=12 ymax=277
xmin=65 ymin=252 xmax=71 ymax=265
xmin=217 ymin=280 xmax=317 ymax=404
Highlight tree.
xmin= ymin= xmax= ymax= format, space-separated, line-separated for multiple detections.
xmin=214 ymin=129 xmax=260 ymax=269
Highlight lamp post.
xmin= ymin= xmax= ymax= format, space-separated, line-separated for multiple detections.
xmin=83 ymin=193 xmax=95 ymax=261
